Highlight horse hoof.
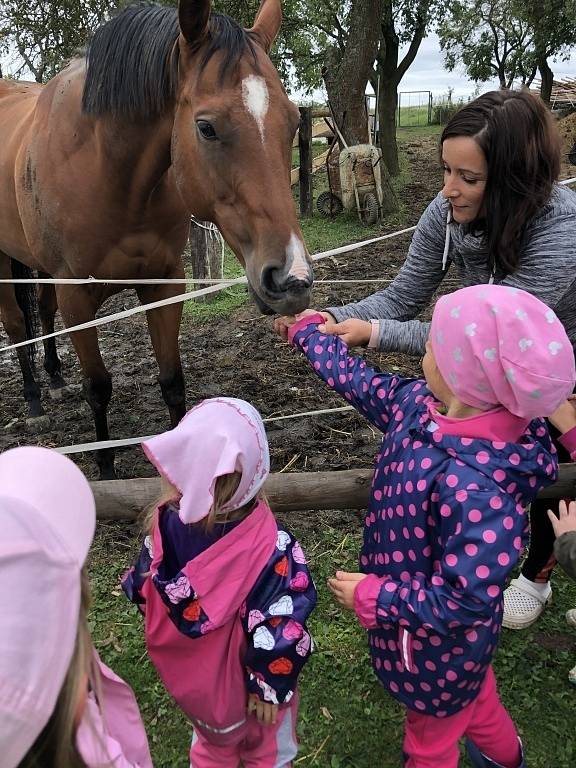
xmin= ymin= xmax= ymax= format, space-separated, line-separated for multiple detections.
xmin=49 ymin=383 xmax=81 ymax=400
xmin=25 ymin=414 xmax=51 ymax=433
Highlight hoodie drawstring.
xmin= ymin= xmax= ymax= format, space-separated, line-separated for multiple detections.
xmin=442 ymin=206 xmax=452 ymax=271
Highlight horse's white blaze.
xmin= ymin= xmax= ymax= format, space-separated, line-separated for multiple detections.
xmin=286 ymin=232 xmax=310 ymax=281
xmin=242 ymin=75 xmax=269 ymax=143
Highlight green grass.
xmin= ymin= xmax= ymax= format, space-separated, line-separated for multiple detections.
xmin=396 ymin=104 xmax=431 ymax=128
xmin=90 ymin=519 xmax=576 ymax=767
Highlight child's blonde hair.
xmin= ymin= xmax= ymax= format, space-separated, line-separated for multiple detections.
xmin=144 ymin=471 xmax=260 ymax=535
xmin=19 ymin=570 xmax=95 ymax=768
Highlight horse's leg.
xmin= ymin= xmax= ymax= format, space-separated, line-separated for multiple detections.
xmin=57 ymin=288 xmax=115 ymax=480
xmin=136 ymin=284 xmax=186 ymax=428
xmin=0 ymin=254 xmax=43 ymax=419
xmin=37 ymin=274 xmax=66 ymax=395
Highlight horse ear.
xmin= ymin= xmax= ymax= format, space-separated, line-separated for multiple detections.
xmin=179 ymin=0 xmax=211 ymax=47
xmin=249 ymin=0 xmax=282 ymax=53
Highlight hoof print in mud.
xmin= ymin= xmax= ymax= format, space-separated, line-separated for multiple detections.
xmin=25 ymin=414 xmax=51 ymax=433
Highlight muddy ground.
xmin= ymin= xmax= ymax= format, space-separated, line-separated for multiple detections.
xmin=0 ymin=136 xmax=469 ymax=482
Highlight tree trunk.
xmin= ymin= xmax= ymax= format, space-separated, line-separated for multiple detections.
xmin=322 ymin=0 xmax=385 ymax=147
xmin=188 ymin=220 xmax=223 ymax=303
xmin=538 ymin=58 xmax=554 ymax=105
xmin=377 ymin=79 xmax=400 ymax=177
xmin=376 ymin=0 xmax=428 ymax=177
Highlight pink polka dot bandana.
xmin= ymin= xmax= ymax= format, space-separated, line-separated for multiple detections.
xmin=430 ymin=285 xmax=575 ymax=418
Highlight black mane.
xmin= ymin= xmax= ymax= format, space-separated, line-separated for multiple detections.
xmin=82 ymin=3 xmax=257 ymax=120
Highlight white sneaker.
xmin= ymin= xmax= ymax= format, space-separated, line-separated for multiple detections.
xmin=566 ymin=608 xmax=576 ymax=628
xmin=569 ymin=662 xmax=576 ymax=686
xmin=502 ymin=578 xmax=552 ymax=630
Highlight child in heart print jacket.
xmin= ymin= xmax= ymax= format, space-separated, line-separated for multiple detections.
xmin=122 ymin=397 xmax=316 ymax=768
xmin=282 ymin=285 xmax=575 ymax=768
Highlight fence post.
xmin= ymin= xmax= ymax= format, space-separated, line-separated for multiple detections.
xmin=298 ymin=106 xmax=313 ymax=217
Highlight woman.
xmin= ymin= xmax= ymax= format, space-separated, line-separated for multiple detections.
xmin=305 ymin=89 xmax=576 ymax=631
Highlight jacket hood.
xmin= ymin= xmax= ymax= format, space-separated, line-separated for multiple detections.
xmin=151 ymin=500 xmax=278 ymax=631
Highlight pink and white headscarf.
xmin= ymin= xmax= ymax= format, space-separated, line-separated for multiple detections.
xmin=142 ymin=398 xmax=270 ymax=524
xmin=430 ymin=285 xmax=575 ymax=419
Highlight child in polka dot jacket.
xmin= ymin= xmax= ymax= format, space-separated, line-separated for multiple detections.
xmin=280 ymin=285 xmax=575 ymax=768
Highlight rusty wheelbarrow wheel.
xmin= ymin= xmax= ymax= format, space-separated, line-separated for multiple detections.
xmin=317 ymin=191 xmax=343 ymax=217
xmin=360 ymin=192 xmax=379 ymax=226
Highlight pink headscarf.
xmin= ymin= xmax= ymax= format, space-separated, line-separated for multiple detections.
xmin=142 ymin=397 xmax=270 ymax=524
xmin=430 ymin=285 xmax=575 ymax=418
xmin=0 ymin=447 xmax=95 ymax=768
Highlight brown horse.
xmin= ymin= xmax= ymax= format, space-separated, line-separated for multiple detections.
xmin=0 ymin=0 xmax=313 ymax=478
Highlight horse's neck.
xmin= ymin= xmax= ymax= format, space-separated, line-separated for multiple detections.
xmin=95 ymin=114 xmax=176 ymax=199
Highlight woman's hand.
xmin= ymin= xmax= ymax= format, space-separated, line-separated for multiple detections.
xmin=247 ymin=693 xmax=278 ymax=725
xmin=317 ymin=318 xmax=372 ymax=347
xmin=547 ymin=500 xmax=576 ymax=538
xmin=327 ymin=570 xmax=367 ymax=610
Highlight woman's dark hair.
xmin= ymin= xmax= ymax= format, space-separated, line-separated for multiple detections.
xmin=441 ymin=90 xmax=561 ymax=274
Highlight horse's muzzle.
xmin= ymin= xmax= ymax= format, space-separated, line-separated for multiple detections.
xmin=259 ymin=266 xmax=314 ymax=315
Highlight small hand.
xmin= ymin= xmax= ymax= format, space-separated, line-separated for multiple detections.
xmin=273 ymin=309 xmax=333 ymax=341
xmin=247 ymin=693 xmax=278 ymax=725
xmin=547 ymin=500 xmax=576 ymax=538
xmin=317 ymin=318 xmax=372 ymax=347
xmin=327 ymin=570 xmax=368 ymax=610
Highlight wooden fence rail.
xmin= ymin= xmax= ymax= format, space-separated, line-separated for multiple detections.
xmin=91 ymin=465 xmax=576 ymax=520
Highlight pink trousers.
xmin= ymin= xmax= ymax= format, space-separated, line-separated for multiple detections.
xmin=189 ymin=697 xmax=298 ymax=768
xmin=403 ymin=666 xmax=521 ymax=768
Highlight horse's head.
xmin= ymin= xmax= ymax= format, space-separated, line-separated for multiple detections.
xmin=172 ymin=0 xmax=313 ymax=315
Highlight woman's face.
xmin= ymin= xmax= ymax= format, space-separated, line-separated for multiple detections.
xmin=441 ymin=137 xmax=488 ymax=224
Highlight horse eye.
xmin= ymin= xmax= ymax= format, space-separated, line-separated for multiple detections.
xmin=197 ymin=120 xmax=218 ymax=141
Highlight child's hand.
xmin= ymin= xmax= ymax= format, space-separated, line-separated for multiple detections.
xmin=247 ymin=693 xmax=278 ymax=725
xmin=317 ymin=318 xmax=372 ymax=347
xmin=273 ymin=309 xmax=332 ymax=340
xmin=328 ymin=570 xmax=367 ymax=610
xmin=547 ymin=500 xmax=576 ymax=538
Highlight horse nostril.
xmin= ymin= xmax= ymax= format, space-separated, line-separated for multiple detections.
xmin=261 ymin=266 xmax=313 ymax=296
xmin=261 ymin=265 xmax=284 ymax=295
xmin=285 ymin=274 xmax=312 ymax=294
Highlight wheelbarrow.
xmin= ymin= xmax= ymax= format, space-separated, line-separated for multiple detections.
xmin=317 ymin=131 xmax=385 ymax=226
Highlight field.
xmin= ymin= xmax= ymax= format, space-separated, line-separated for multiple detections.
xmin=1 ymin=127 xmax=576 ymax=767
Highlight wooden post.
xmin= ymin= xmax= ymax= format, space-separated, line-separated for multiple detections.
xmin=90 ymin=465 xmax=576 ymax=521
xmin=298 ymin=106 xmax=313 ymax=217
xmin=188 ymin=219 xmax=223 ymax=303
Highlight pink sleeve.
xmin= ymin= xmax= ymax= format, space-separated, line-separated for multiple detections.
xmin=76 ymin=651 xmax=153 ymax=768
xmin=559 ymin=425 xmax=576 ymax=462
xmin=353 ymin=574 xmax=384 ymax=630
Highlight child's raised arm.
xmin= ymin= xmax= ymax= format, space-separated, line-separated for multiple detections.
xmin=282 ymin=313 xmax=415 ymax=431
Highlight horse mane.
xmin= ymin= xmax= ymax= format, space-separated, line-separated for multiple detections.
xmin=82 ymin=2 xmax=258 ymax=121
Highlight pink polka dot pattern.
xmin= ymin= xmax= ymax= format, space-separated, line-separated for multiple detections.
xmin=290 ymin=318 xmax=560 ymax=718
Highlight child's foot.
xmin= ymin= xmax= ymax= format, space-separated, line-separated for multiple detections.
xmin=568 ymin=663 xmax=576 ymax=686
xmin=566 ymin=608 xmax=576 ymax=628
xmin=502 ymin=576 xmax=552 ymax=630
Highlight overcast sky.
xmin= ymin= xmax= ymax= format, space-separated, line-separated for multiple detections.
xmin=394 ymin=32 xmax=576 ymax=100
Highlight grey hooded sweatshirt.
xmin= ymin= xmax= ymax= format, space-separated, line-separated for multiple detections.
xmin=327 ymin=185 xmax=576 ymax=356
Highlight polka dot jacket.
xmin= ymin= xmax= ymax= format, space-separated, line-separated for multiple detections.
xmin=289 ymin=315 xmax=558 ymax=718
